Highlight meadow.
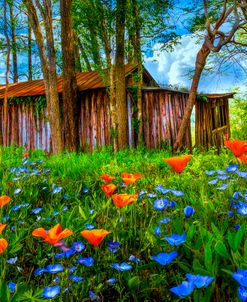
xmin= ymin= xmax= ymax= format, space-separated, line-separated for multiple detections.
xmin=0 ymin=145 xmax=246 ymax=302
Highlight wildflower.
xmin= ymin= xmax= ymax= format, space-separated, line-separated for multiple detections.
xmin=238 ymin=206 xmax=247 ymax=216
xmin=163 ymin=155 xmax=192 ymax=173
xmin=112 ymin=262 xmax=132 ymax=271
xmin=81 ymin=229 xmax=110 ymax=246
xmin=236 ymin=171 xmax=247 ymax=178
xmin=238 ymin=286 xmax=247 ymax=301
xmin=69 ymin=275 xmax=84 ymax=282
xmin=205 ymin=170 xmax=217 ymax=176
xmin=106 ymin=240 xmax=121 ymax=253
xmin=45 ymin=264 xmax=64 ymax=274
xmin=32 ymin=224 xmax=73 ymax=246
xmin=42 ymin=285 xmax=60 ymax=299
xmin=164 ymin=234 xmax=186 ymax=246
xmin=228 ymin=211 xmax=234 ymax=217
xmin=226 ymin=164 xmax=239 ymax=173
xmin=0 ymin=238 xmax=8 ymax=253
xmin=158 ymin=217 xmax=171 ymax=224
xmin=224 ymin=140 xmax=247 ymax=157
xmin=31 ymin=208 xmax=42 ymax=214
xmin=153 ymin=198 xmax=169 ymax=211
xmin=82 ymin=188 xmax=89 ymax=193
xmin=72 ymin=242 xmax=85 ymax=252
xmin=89 ymin=290 xmax=100 ymax=301
xmin=112 ymin=194 xmax=138 ymax=208
xmin=101 ymin=184 xmax=117 ymax=197
xmin=235 ymin=224 xmax=241 ymax=230
xmin=154 ymin=226 xmax=162 ymax=236
xmin=13 ymin=188 xmax=21 ymax=195
xmin=6 ymin=257 xmax=18 ymax=264
xmin=34 ymin=268 xmax=48 ymax=275
xmin=0 ymin=195 xmax=11 ymax=207
xmin=217 ymin=184 xmax=229 ymax=190
xmin=186 ymin=274 xmax=214 ymax=288
xmin=151 ymin=251 xmax=178 ymax=266
xmin=84 ymin=224 xmax=95 ymax=230
xmin=121 ymin=173 xmax=144 ymax=186
xmin=239 ymin=154 xmax=247 ymax=164
xmin=184 ymin=206 xmax=195 ymax=217
xmin=107 ymin=278 xmax=116 ymax=285
xmin=128 ymin=255 xmax=140 ymax=263
xmin=170 ymin=281 xmax=194 ymax=298
xmin=100 ymin=174 xmax=116 ymax=183
xmin=0 ymin=224 xmax=6 ymax=234
xmin=232 ymin=269 xmax=247 ymax=286
xmin=8 ymin=282 xmax=16 ymax=293
xmin=155 ymin=185 xmax=171 ymax=194
xmin=77 ymin=257 xmax=94 ymax=266
xmin=208 ymin=179 xmax=218 ymax=185
xmin=52 ymin=185 xmax=62 ymax=195
xmin=170 ymin=189 xmax=184 ymax=197
xmin=217 ymin=175 xmax=230 ymax=180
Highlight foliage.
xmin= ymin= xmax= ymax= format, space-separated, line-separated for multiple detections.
xmin=0 ymin=146 xmax=246 ymax=301
xmin=230 ymin=93 xmax=247 ymax=140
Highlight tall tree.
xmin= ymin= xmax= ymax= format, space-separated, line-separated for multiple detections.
xmin=9 ymin=0 xmax=18 ymax=82
xmin=115 ymin=0 xmax=128 ymax=149
xmin=173 ymin=0 xmax=247 ymax=152
xmin=60 ymin=0 xmax=79 ymax=152
xmin=24 ymin=0 xmax=63 ymax=153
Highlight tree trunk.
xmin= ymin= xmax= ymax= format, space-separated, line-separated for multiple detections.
xmin=60 ymin=0 xmax=79 ymax=152
xmin=9 ymin=1 xmax=18 ymax=82
xmin=28 ymin=16 xmax=32 ymax=81
xmin=173 ymin=41 xmax=210 ymax=152
xmin=115 ymin=0 xmax=128 ymax=149
xmin=3 ymin=0 xmax=10 ymax=146
xmin=24 ymin=0 xmax=63 ymax=154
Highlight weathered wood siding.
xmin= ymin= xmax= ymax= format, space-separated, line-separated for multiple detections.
xmin=195 ymin=97 xmax=230 ymax=150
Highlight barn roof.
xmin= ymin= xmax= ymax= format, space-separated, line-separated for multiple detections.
xmin=0 ymin=65 xmax=157 ymax=99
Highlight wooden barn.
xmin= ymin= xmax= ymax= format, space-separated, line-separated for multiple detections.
xmin=0 ymin=65 xmax=234 ymax=152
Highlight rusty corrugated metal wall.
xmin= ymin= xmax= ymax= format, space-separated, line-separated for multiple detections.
xmin=0 ymin=89 xmax=192 ymax=152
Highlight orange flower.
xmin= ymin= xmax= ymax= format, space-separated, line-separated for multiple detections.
xmin=0 ymin=224 xmax=6 ymax=234
xmin=163 ymin=155 xmax=192 ymax=173
xmin=224 ymin=140 xmax=247 ymax=157
xmin=0 ymin=238 xmax=8 ymax=254
xmin=81 ymin=229 xmax=110 ymax=246
xmin=121 ymin=173 xmax=144 ymax=186
xmin=101 ymin=184 xmax=117 ymax=197
xmin=23 ymin=152 xmax=28 ymax=158
xmin=112 ymin=193 xmax=138 ymax=208
xmin=100 ymin=174 xmax=116 ymax=183
xmin=32 ymin=224 xmax=73 ymax=246
xmin=239 ymin=154 xmax=247 ymax=164
xmin=0 ymin=195 xmax=11 ymax=207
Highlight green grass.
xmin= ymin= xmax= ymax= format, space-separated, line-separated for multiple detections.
xmin=0 ymin=146 xmax=246 ymax=301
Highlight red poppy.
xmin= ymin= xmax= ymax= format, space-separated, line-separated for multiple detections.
xmin=100 ymin=174 xmax=116 ymax=183
xmin=224 ymin=140 xmax=247 ymax=157
xmin=101 ymin=184 xmax=117 ymax=197
xmin=0 ymin=224 xmax=6 ymax=234
xmin=81 ymin=229 xmax=110 ymax=246
xmin=0 ymin=195 xmax=11 ymax=208
xmin=0 ymin=238 xmax=8 ymax=254
xmin=112 ymin=193 xmax=138 ymax=208
xmin=163 ymin=155 xmax=192 ymax=173
xmin=23 ymin=152 xmax=28 ymax=158
xmin=121 ymin=173 xmax=144 ymax=186
xmin=239 ymin=154 xmax=247 ymax=164
xmin=32 ymin=224 xmax=73 ymax=246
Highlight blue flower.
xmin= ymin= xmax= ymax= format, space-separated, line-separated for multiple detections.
xmin=63 ymin=206 xmax=68 ymax=210
xmin=170 ymin=189 xmax=184 ymax=197
xmin=68 ymin=266 xmax=76 ymax=273
xmin=146 ymin=193 xmax=157 ymax=198
xmin=85 ymin=224 xmax=95 ymax=229
xmin=233 ymin=192 xmax=243 ymax=199
xmin=184 ymin=206 xmax=195 ymax=217
xmin=52 ymin=211 xmax=59 ymax=216
xmin=12 ymin=204 xmax=30 ymax=211
xmin=14 ymin=188 xmax=21 ymax=194
xmin=217 ymin=170 xmax=226 ymax=175
xmin=138 ymin=190 xmax=146 ymax=199
xmin=52 ymin=185 xmax=62 ymax=195
xmin=89 ymin=290 xmax=100 ymax=301
xmin=238 ymin=286 xmax=247 ymax=301
xmin=42 ymin=285 xmax=60 ymax=299
xmin=107 ymin=278 xmax=116 ymax=285
xmin=154 ymin=226 xmax=162 ymax=236
xmin=69 ymin=275 xmax=84 ymax=282
xmin=31 ymin=208 xmax=42 ymax=214
xmin=170 ymin=281 xmax=194 ymax=298
xmin=217 ymin=184 xmax=229 ymax=190
xmin=72 ymin=242 xmax=85 ymax=252
xmin=238 ymin=206 xmax=247 ymax=216
xmin=106 ymin=241 xmax=121 ymax=249
xmin=151 ymin=251 xmax=178 ymax=266
xmin=226 ymin=164 xmax=239 ymax=173
xmin=128 ymin=255 xmax=140 ymax=263
xmin=169 ymin=201 xmax=177 ymax=208
xmin=158 ymin=217 xmax=171 ymax=224
xmin=186 ymin=274 xmax=214 ymax=288
xmin=208 ymin=179 xmax=218 ymax=185
xmin=164 ymin=234 xmax=186 ymax=246
xmin=228 ymin=211 xmax=234 ymax=217
xmin=112 ymin=262 xmax=132 ymax=271
xmin=6 ymin=257 xmax=18 ymax=264
xmin=46 ymin=264 xmax=64 ymax=274
xmin=82 ymin=188 xmax=89 ymax=193
xmin=34 ymin=268 xmax=48 ymax=275
xmin=153 ymin=198 xmax=169 ymax=211
xmin=8 ymin=282 xmax=16 ymax=293
xmin=155 ymin=185 xmax=170 ymax=194
xmin=232 ymin=269 xmax=247 ymax=286
xmin=205 ymin=170 xmax=217 ymax=176
xmin=77 ymin=257 xmax=94 ymax=267
xmin=217 ymin=175 xmax=230 ymax=180
xmin=235 ymin=224 xmax=241 ymax=230
xmin=236 ymin=171 xmax=247 ymax=178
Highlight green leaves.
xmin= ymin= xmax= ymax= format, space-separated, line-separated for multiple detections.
xmin=228 ymin=225 xmax=245 ymax=253
xmin=215 ymin=241 xmax=230 ymax=260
